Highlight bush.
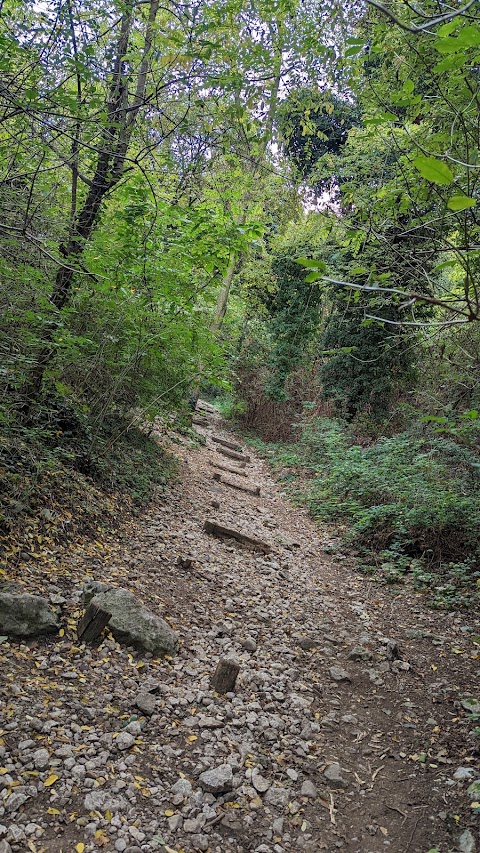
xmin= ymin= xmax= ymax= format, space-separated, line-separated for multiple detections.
xmin=303 ymin=421 xmax=480 ymax=561
xmin=247 ymin=417 xmax=480 ymax=608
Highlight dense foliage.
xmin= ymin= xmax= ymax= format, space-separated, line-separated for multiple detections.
xmin=2 ymin=0 xmax=480 ymax=605
xmin=247 ymin=415 xmax=480 ymax=608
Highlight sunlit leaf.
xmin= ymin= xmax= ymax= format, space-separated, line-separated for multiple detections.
xmin=413 ymin=156 xmax=454 ymax=185
xmin=447 ymin=195 xmax=476 ymax=210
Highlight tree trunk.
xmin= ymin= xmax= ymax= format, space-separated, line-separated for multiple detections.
xmin=21 ymin=0 xmax=159 ymax=410
xmin=212 ymin=252 xmax=236 ymax=331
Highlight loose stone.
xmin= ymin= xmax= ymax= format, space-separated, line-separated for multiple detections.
xmin=329 ymin=666 xmax=352 ymax=683
xmin=324 ymin=763 xmax=348 ymax=789
xmin=198 ymin=764 xmax=233 ymax=794
xmin=300 ymin=780 xmax=317 ymax=799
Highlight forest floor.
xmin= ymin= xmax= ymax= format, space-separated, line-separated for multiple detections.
xmin=0 ymin=406 xmax=479 ymax=853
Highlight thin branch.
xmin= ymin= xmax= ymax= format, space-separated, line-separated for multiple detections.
xmin=366 ymin=0 xmax=477 ymax=33
xmin=320 ymin=276 xmax=476 ymax=319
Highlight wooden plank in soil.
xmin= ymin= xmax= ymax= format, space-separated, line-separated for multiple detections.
xmin=77 ymin=604 xmax=112 ymax=644
xmin=213 ymin=475 xmax=260 ymax=496
xmin=203 ymin=519 xmax=271 ymax=553
xmin=208 ymin=460 xmax=247 ymax=477
xmin=216 ymin=446 xmax=250 ymax=464
xmin=210 ymin=435 xmax=242 ymax=452
xmin=192 ymin=415 xmax=209 ymax=427
xmin=196 ymin=399 xmax=216 ymax=413
xmin=211 ymin=658 xmax=240 ymax=693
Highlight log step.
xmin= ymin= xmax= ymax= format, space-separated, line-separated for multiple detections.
xmin=192 ymin=415 xmax=209 ymax=427
xmin=196 ymin=399 xmax=216 ymax=413
xmin=77 ymin=604 xmax=112 ymax=644
xmin=208 ymin=460 xmax=247 ymax=477
xmin=216 ymin=446 xmax=250 ymax=464
xmin=210 ymin=435 xmax=242 ymax=452
xmin=212 ymin=473 xmax=260 ymax=496
xmin=203 ymin=519 xmax=271 ymax=553
xmin=211 ymin=658 xmax=240 ymax=693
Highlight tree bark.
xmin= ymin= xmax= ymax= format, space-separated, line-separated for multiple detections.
xmin=21 ymin=0 xmax=160 ymax=408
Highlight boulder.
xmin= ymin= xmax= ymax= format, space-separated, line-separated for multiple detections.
xmin=0 ymin=591 xmax=59 ymax=638
xmin=82 ymin=581 xmax=178 ymax=656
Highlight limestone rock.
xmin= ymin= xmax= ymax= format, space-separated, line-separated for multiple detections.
xmin=265 ymin=785 xmax=289 ymax=808
xmin=84 ymin=790 xmax=127 ymax=813
xmin=32 ymin=748 xmax=49 ymax=770
xmin=329 ymin=666 xmax=351 ymax=683
xmin=134 ymin=692 xmax=156 ymax=716
xmin=82 ymin=581 xmax=178 ymax=656
xmin=115 ymin=731 xmax=135 ymax=751
xmin=198 ymin=764 xmax=233 ymax=794
xmin=252 ymin=772 xmax=270 ymax=793
xmin=453 ymin=767 xmax=476 ymax=782
xmin=171 ymin=778 xmax=192 ymax=799
xmin=0 ymin=592 xmax=59 ymax=638
xmin=458 ymin=829 xmax=476 ymax=853
xmin=324 ymin=762 xmax=348 ymax=789
xmin=300 ymin=780 xmax=317 ymax=799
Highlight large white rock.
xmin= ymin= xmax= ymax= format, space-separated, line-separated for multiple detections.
xmin=82 ymin=581 xmax=178 ymax=656
xmin=0 ymin=591 xmax=59 ymax=637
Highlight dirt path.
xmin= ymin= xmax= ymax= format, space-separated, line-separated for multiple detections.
xmin=0 ymin=408 xmax=478 ymax=853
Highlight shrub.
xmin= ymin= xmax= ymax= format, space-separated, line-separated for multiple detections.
xmin=304 ymin=421 xmax=480 ymax=561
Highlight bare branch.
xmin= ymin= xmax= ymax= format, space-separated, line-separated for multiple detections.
xmin=320 ymin=276 xmax=476 ymax=320
xmin=366 ymin=0 xmax=477 ymax=32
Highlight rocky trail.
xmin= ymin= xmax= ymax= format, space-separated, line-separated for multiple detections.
xmin=0 ymin=405 xmax=479 ymax=853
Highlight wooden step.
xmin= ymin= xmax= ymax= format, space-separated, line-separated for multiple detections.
xmin=203 ymin=519 xmax=271 ymax=553
xmin=192 ymin=415 xmax=209 ymax=427
xmin=208 ymin=460 xmax=247 ymax=477
xmin=196 ymin=399 xmax=216 ymax=413
xmin=216 ymin=446 xmax=250 ymax=464
xmin=212 ymin=473 xmax=260 ymax=496
xmin=210 ymin=434 xmax=242 ymax=452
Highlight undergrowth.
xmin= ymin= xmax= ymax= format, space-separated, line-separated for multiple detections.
xmin=0 ymin=402 xmax=175 ymax=573
xmin=244 ymin=417 xmax=480 ymax=609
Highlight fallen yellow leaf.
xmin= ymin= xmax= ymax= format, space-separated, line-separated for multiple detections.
xmin=44 ymin=774 xmax=59 ymax=787
xmin=75 ymin=845 xmax=85 ymax=853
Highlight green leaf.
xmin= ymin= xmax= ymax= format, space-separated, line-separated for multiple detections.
xmin=437 ymin=20 xmax=460 ymax=37
xmin=447 ymin=195 xmax=477 ymax=210
xmin=402 ymin=79 xmax=414 ymax=95
xmin=365 ymin=112 xmax=398 ymax=125
xmin=461 ymin=409 xmax=478 ymax=419
xmin=305 ymin=271 xmax=325 ymax=282
xmin=433 ymin=259 xmax=457 ymax=271
xmin=295 ymin=258 xmax=326 ymax=270
xmin=457 ymin=25 xmax=480 ymax=47
xmin=433 ymin=54 xmax=467 ymax=74
xmin=434 ymin=36 xmax=464 ymax=54
xmin=413 ymin=156 xmax=454 ymax=185
xmin=345 ymin=45 xmax=364 ymax=57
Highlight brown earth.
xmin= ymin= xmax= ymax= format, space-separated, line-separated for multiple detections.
xmin=0 ymin=406 xmax=478 ymax=853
